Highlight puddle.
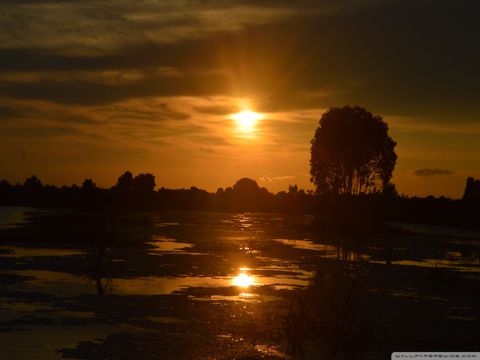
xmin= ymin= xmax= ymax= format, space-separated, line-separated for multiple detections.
xmin=155 ymin=222 xmax=181 ymax=228
xmin=275 ymin=238 xmax=370 ymax=260
xmin=11 ymin=266 xmax=312 ymax=298
xmin=275 ymin=238 xmax=336 ymax=252
xmin=147 ymin=236 xmax=194 ymax=253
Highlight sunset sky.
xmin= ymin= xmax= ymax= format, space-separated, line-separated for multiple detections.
xmin=1 ymin=0 xmax=479 ymax=198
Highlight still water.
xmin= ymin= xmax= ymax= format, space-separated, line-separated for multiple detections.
xmin=0 ymin=207 xmax=479 ymax=358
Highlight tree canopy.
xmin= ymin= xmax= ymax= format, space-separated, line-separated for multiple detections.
xmin=310 ymin=106 xmax=397 ymax=195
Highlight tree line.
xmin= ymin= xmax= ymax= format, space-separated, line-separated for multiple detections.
xmin=0 ymin=174 xmax=315 ymax=212
xmin=0 ymin=171 xmax=479 ymax=228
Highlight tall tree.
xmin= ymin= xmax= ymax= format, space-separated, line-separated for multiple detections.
xmin=310 ymin=106 xmax=397 ymax=195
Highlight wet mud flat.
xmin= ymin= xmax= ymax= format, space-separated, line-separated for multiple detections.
xmin=0 ymin=208 xmax=479 ymax=359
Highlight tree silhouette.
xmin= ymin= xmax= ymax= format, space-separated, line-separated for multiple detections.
xmin=232 ymin=178 xmax=261 ymax=194
xmin=310 ymin=106 xmax=397 ymax=195
xmin=110 ymin=171 xmax=156 ymax=208
xmin=115 ymin=171 xmax=134 ymax=192
xmin=82 ymin=178 xmax=97 ymax=190
xmin=23 ymin=175 xmax=43 ymax=192
xmin=133 ymin=173 xmax=156 ymax=194
xmin=230 ymin=178 xmax=272 ymax=211
xmin=463 ymin=177 xmax=480 ymax=201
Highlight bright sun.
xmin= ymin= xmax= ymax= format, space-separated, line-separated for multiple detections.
xmin=231 ymin=110 xmax=263 ymax=132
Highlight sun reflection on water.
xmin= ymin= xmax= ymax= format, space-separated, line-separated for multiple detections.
xmin=232 ymin=270 xmax=255 ymax=288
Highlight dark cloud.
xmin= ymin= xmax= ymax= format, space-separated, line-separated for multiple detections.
xmin=0 ymin=105 xmax=24 ymax=118
xmin=0 ymin=71 xmax=230 ymax=105
xmin=106 ymin=103 xmax=191 ymax=122
xmin=194 ymin=105 xmax=236 ymax=115
xmin=0 ymin=38 xmax=221 ymax=73
xmin=413 ymin=168 xmax=455 ymax=177
xmin=0 ymin=125 xmax=82 ymax=139
xmin=0 ymin=102 xmax=103 ymax=125
xmin=189 ymin=134 xmax=231 ymax=146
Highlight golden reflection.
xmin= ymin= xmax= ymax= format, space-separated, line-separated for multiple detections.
xmin=231 ymin=110 xmax=263 ymax=133
xmin=232 ymin=270 xmax=255 ymax=288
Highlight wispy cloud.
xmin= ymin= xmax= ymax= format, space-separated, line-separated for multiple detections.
xmin=259 ymin=175 xmax=295 ymax=183
xmin=0 ymin=1 xmax=298 ymax=55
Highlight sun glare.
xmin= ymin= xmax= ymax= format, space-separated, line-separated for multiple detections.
xmin=232 ymin=271 xmax=255 ymax=288
xmin=231 ymin=110 xmax=263 ymax=132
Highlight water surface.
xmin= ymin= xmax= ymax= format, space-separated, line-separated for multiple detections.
xmin=0 ymin=209 xmax=479 ymax=359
